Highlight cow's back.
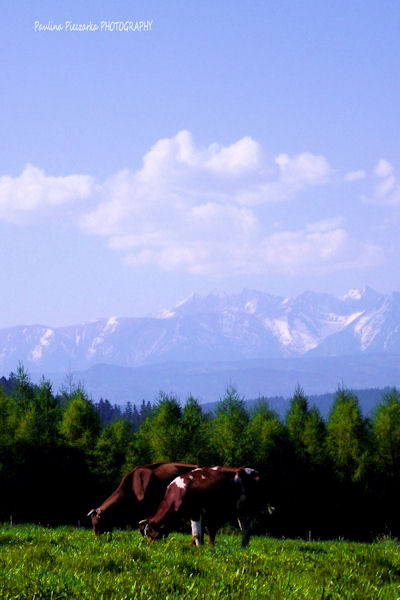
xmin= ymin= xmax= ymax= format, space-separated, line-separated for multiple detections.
xmin=151 ymin=463 xmax=198 ymax=484
xmin=184 ymin=467 xmax=238 ymax=513
xmin=133 ymin=462 xmax=198 ymax=517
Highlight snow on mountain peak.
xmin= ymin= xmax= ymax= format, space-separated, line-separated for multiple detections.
xmin=105 ymin=316 xmax=119 ymax=332
xmin=0 ymin=287 xmax=399 ymax=373
xmin=340 ymin=285 xmax=381 ymax=301
xmin=154 ymin=309 xmax=176 ymax=319
xmin=31 ymin=328 xmax=54 ymax=362
xmin=175 ymin=292 xmax=196 ymax=308
xmin=244 ymin=301 xmax=257 ymax=314
xmin=341 ymin=288 xmax=365 ymax=300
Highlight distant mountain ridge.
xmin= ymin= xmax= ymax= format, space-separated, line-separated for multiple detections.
xmin=1 ymin=286 xmax=400 ymax=375
xmin=43 ymin=355 xmax=400 ymax=408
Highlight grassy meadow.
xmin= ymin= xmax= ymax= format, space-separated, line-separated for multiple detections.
xmin=1 ymin=525 xmax=400 ymax=599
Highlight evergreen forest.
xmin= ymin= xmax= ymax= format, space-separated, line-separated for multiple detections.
xmin=1 ymin=365 xmax=400 ymax=541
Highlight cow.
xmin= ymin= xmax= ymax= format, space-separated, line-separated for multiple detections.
xmin=87 ymin=462 xmax=198 ymax=536
xmin=139 ymin=466 xmax=271 ymax=547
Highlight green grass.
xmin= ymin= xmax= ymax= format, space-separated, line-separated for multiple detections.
xmin=1 ymin=525 xmax=400 ymax=599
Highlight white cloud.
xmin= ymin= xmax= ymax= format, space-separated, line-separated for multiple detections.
xmin=115 ymin=218 xmax=382 ymax=276
xmin=0 ymin=164 xmax=94 ymax=222
xmin=204 ymin=136 xmax=262 ymax=174
xmin=374 ymin=159 xmax=394 ymax=178
xmin=344 ymin=170 xmax=366 ymax=181
xmin=305 ymin=217 xmax=345 ymax=233
xmin=254 ymin=222 xmax=382 ymax=275
xmin=275 ymin=152 xmax=331 ymax=185
xmin=366 ymin=159 xmax=400 ymax=205
xmin=240 ymin=151 xmax=333 ymax=205
xmin=138 ymin=130 xmax=262 ymax=177
xmin=78 ymin=132 xmax=349 ymax=275
xmin=81 ymin=131 xmax=334 ymax=239
xmin=0 ymin=132 xmax=385 ymax=277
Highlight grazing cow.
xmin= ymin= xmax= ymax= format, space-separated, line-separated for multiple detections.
xmin=139 ymin=466 xmax=270 ymax=547
xmin=87 ymin=462 xmax=198 ymax=535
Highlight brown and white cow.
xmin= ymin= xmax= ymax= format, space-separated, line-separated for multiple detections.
xmin=139 ymin=466 xmax=269 ymax=547
xmin=87 ymin=462 xmax=198 ymax=535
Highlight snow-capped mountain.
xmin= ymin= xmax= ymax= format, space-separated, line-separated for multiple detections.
xmin=0 ymin=286 xmax=398 ymax=374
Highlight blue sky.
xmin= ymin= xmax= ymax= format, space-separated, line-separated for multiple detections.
xmin=1 ymin=1 xmax=400 ymax=327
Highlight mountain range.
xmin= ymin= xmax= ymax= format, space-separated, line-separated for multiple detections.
xmin=1 ymin=287 xmax=400 ymax=403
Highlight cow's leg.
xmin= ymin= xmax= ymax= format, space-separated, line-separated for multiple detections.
xmin=237 ymin=516 xmax=252 ymax=547
xmin=204 ymin=517 xmax=216 ymax=546
xmin=190 ymin=516 xmax=203 ymax=546
xmin=205 ymin=525 xmax=216 ymax=546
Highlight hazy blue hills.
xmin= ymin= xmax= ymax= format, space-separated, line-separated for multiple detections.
xmin=39 ymin=353 xmax=400 ymax=409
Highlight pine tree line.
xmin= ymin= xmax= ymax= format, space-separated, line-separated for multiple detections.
xmin=1 ymin=365 xmax=400 ymax=540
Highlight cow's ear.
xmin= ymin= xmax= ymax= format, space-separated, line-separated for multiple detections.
xmin=235 ymin=468 xmax=246 ymax=480
xmin=238 ymin=467 xmax=257 ymax=479
xmin=133 ymin=468 xmax=153 ymax=502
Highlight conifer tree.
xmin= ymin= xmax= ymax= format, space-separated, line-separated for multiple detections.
xmin=302 ymin=406 xmax=327 ymax=467
xmin=0 ymin=387 xmax=18 ymax=447
xmin=95 ymin=420 xmax=133 ymax=484
xmin=371 ymin=387 xmax=400 ymax=534
xmin=29 ymin=377 xmax=60 ymax=446
xmin=211 ymin=387 xmax=249 ymax=466
xmin=12 ymin=363 xmax=35 ymax=414
xmin=372 ymin=387 xmax=400 ymax=477
xmin=145 ymin=394 xmax=183 ymax=461
xmin=246 ymin=399 xmax=286 ymax=469
xmin=180 ymin=396 xmax=211 ymax=464
xmin=326 ymin=387 xmax=369 ymax=482
xmin=124 ymin=426 xmax=153 ymax=470
xmin=123 ymin=401 xmax=134 ymax=422
xmin=285 ymin=386 xmax=309 ymax=460
xmin=59 ymin=388 xmax=101 ymax=454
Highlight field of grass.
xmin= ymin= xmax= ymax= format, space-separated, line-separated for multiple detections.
xmin=1 ymin=524 xmax=400 ymax=599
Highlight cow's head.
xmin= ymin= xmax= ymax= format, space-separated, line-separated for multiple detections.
xmin=87 ymin=507 xmax=110 ymax=536
xmin=235 ymin=467 xmax=274 ymax=513
xmin=138 ymin=518 xmax=149 ymax=536
xmin=138 ymin=519 xmax=167 ymax=541
xmin=236 ymin=469 xmax=277 ymax=518
xmin=235 ymin=467 xmax=260 ymax=493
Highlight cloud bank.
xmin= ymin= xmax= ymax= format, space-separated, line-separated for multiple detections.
xmin=0 ymin=164 xmax=94 ymax=222
xmin=0 ymin=131 xmax=388 ymax=276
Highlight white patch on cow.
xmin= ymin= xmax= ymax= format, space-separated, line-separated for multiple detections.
xmin=244 ymin=468 xmax=255 ymax=475
xmin=201 ymin=475 xmax=206 ymax=479
xmin=189 ymin=475 xmax=193 ymax=480
xmin=191 ymin=517 xmax=202 ymax=546
xmin=211 ymin=466 xmax=220 ymax=470
xmin=174 ymin=476 xmax=187 ymax=489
